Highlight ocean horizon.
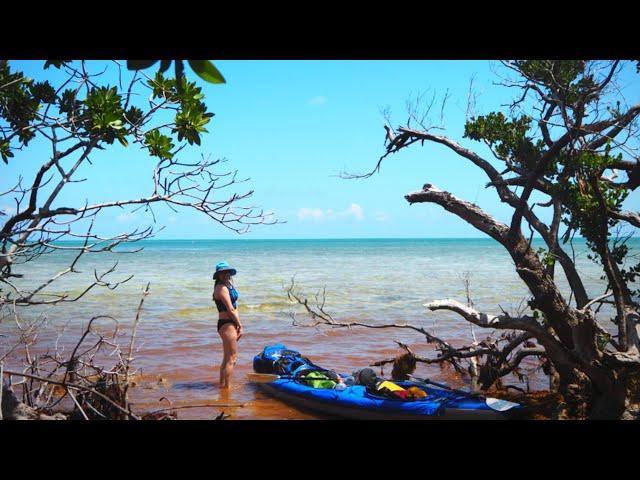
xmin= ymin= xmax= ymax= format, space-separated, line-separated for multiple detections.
xmin=52 ymin=235 xmax=608 ymax=242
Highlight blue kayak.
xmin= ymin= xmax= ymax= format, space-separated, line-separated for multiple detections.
xmin=252 ymin=344 xmax=523 ymax=420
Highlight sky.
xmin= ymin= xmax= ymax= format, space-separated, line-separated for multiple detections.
xmin=2 ymin=60 xmax=639 ymax=239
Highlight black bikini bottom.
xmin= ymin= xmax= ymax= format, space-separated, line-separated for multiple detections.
xmin=217 ymin=318 xmax=236 ymax=332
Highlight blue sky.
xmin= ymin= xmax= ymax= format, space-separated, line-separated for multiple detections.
xmin=2 ymin=60 xmax=639 ymax=239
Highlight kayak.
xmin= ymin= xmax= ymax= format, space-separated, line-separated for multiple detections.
xmin=251 ymin=344 xmax=524 ymax=420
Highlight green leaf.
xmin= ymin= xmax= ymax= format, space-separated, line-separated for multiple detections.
xmin=30 ymin=81 xmax=57 ymax=104
xmin=0 ymin=139 xmax=14 ymax=163
xmin=125 ymin=107 xmax=144 ymax=126
xmin=144 ymin=130 xmax=174 ymax=159
xmin=187 ymin=60 xmax=226 ymax=84
xmin=127 ymin=60 xmax=159 ymax=71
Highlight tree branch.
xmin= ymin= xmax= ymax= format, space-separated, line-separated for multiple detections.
xmin=405 ymin=184 xmax=509 ymax=244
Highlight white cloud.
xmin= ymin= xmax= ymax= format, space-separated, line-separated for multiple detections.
xmin=297 ymin=208 xmax=324 ymax=221
xmin=298 ymin=203 xmax=364 ymax=222
xmin=374 ymin=210 xmax=389 ymax=222
xmin=308 ymin=96 xmax=327 ymax=106
xmin=343 ymin=203 xmax=364 ymax=221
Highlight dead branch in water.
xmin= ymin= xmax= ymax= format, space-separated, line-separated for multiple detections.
xmin=1 ymin=284 xmax=155 ymax=420
xmin=287 ymin=276 xmax=546 ymax=391
xmin=123 ymin=282 xmax=149 ymax=413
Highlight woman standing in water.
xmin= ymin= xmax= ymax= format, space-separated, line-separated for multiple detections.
xmin=213 ymin=261 xmax=243 ymax=389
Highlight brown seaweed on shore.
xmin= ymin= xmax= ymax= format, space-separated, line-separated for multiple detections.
xmin=487 ymin=389 xmax=560 ymax=420
xmin=391 ymin=350 xmax=417 ymax=381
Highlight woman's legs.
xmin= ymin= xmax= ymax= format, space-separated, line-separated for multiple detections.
xmin=218 ymin=323 xmax=238 ymax=388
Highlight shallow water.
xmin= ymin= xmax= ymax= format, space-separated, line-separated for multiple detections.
xmin=1 ymin=238 xmax=635 ymax=419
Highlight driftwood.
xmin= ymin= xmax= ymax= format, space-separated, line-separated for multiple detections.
xmin=1 ymin=282 xmax=236 ymax=420
xmin=3 ymin=285 xmax=147 ymax=420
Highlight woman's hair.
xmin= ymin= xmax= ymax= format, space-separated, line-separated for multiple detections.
xmin=213 ymin=277 xmax=234 ymax=301
xmin=214 ymin=269 xmax=233 ymax=281
xmin=214 ymin=275 xmax=234 ymax=286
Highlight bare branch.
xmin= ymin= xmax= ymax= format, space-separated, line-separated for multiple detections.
xmin=425 ymin=299 xmax=539 ymax=332
xmin=405 ymin=184 xmax=509 ymax=244
xmin=610 ymin=210 xmax=640 ymax=229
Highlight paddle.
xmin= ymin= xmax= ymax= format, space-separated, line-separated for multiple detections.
xmin=251 ymin=372 xmax=483 ymax=394
xmin=407 ymin=374 xmax=521 ymax=411
xmin=406 ymin=374 xmax=482 ymax=398
xmin=247 ymin=373 xmax=289 ymax=383
xmin=248 ymin=370 xmax=343 ymax=384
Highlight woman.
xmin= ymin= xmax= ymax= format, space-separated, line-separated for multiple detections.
xmin=213 ymin=261 xmax=243 ymax=389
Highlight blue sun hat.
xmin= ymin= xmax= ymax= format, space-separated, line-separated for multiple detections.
xmin=213 ymin=261 xmax=237 ymax=280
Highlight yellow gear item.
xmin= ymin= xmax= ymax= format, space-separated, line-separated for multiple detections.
xmin=376 ymin=380 xmax=406 ymax=392
xmin=407 ymin=386 xmax=428 ymax=398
